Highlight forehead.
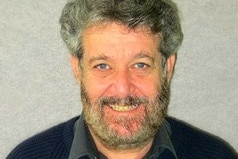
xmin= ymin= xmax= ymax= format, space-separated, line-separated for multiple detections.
xmin=82 ymin=22 xmax=160 ymax=59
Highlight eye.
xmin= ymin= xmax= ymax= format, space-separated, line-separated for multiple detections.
xmin=134 ymin=63 xmax=149 ymax=69
xmin=129 ymin=62 xmax=152 ymax=76
xmin=94 ymin=63 xmax=110 ymax=70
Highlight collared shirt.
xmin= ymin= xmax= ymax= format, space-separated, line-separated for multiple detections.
xmin=68 ymin=115 xmax=178 ymax=159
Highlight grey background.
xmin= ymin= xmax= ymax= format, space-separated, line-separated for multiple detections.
xmin=0 ymin=0 xmax=237 ymax=158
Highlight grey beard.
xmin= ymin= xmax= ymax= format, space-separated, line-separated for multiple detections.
xmin=80 ymin=79 xmax=170 ymax=150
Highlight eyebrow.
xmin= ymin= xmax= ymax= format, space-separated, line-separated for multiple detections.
xmin=88 ymin=54 xmax=109 ymax=65
xmin=88 ymin=51 xmax=155 ymax=64
xmin=133 ymin=51 xmax=155 ymax=62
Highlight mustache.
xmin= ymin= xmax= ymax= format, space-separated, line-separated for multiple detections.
xmin=99 ymin=96 xmax=150 ymax=107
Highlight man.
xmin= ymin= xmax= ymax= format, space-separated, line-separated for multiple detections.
xmin=7 ymin=0 xmax=238 ymax=159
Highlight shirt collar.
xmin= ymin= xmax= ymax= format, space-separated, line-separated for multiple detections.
xmin=68 ymin=115 xmax=177 ymax=159
xmin=68 ymin=115 xmax=98 ymax=159
xmin=155 ymin=120 xmax=178 ymax=159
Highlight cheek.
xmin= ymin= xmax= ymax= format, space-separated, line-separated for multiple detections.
xmin=133 ymin=75 xmax=161 ymax=97
xmin=82 ymin=74 xmax=112 ymax=99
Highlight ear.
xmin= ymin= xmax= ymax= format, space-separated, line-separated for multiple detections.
xmin=70 ymin=55 xmax=81 ymax=85
xmin=165 ymin=54 xmax=177 ymax=84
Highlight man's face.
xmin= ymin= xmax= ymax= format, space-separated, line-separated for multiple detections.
xmin=73 ymin=23 xmax=174 ymax=150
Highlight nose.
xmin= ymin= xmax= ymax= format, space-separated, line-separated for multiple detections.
xmin=111 ymin=70 xmax=133 ymax=98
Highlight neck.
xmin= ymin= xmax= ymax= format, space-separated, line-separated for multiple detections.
xmin=89 ymin=128 xmax=153 ymax=159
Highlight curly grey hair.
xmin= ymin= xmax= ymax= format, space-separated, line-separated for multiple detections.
xmin=59 ymin=0 xmax=183 ymax=59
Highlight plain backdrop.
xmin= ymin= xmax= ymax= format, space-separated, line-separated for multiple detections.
xmin=0 ymin=0 xmax=237 ymax=158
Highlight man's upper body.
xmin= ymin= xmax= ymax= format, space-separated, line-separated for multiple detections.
xmin=7 ymin=0 xmax=238 ymax=158
xmin=7 ymin=115 xmax=238 ymax=159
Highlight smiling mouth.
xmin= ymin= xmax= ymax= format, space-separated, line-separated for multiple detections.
xmin=109 ymin=105 xmax=139 ymax=111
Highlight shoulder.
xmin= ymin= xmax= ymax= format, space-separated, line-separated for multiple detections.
xmin=6 ymin=116 xmax=79 ymax=159
xmin=166 ymin=117 xmax=238 ymax=159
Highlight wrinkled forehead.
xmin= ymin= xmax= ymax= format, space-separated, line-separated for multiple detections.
xmin=83 ymin=22 xmax=160 ymax=49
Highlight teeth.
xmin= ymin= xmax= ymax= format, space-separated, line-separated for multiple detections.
xmin=109 ymin=105 xmax=138 ymax=111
